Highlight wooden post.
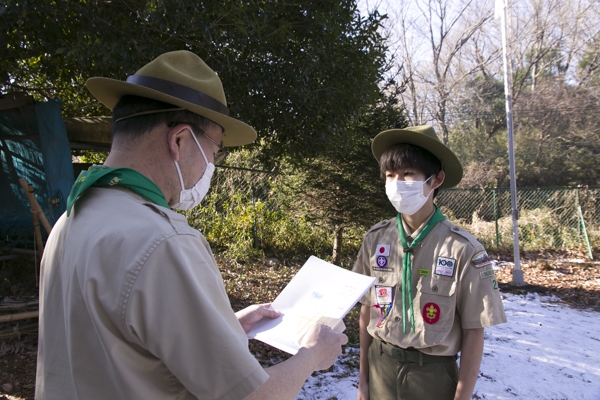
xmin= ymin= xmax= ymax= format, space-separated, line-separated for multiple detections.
xmin=0 ymin=310 xmax=39 ymax=323
xmin=18 ymin=177 xmax=53 ymax=235
xmin=18 ymin=177 xmax=53 ymax=283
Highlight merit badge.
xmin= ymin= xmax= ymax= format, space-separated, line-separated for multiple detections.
xmin=480 ymin=269 xmax=495 ymax=279
xmin=434 ymin=257 xmax=456 ymax=277
xmin=471 ymin=251 xmax=492 ymax=268
xmin=375 ymin=286 xmax=393 ymax=305
xmin=376 ymin=244 xmax=390 ymax=257
xmin=418 ymin=269 xmax=430 ymax=276
xmin=422 ymin=302 xmax=441 ymax=324
xmin=374 ymin=286 xmax=394 ymax=327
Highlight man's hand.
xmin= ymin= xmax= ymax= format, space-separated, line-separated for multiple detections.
xmin=236 ymin=304 xmax=280 ymax=333
xmin=243 ymin=320 xmax=348 ymax=400
xmin=298 ymin=323 xmax=348 ymax=371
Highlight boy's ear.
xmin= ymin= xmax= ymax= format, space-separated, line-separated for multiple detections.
xmin=432 ymin=171 xmax=445 ymax=189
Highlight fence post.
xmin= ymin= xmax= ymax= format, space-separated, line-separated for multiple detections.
xmin=576 ymin=188 xmax=594 ymax=260
xmin=493 ymin=188 xmax=499 ymax=248
xmin=251 ymin=184 xmax=258 ymax=249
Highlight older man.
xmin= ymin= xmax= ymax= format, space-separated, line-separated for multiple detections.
xmin=36 ymin=50 xmax=346 ymax=400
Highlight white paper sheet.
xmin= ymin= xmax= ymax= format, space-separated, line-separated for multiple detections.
xmin=246 ymin=256 xmax=376 ymax=354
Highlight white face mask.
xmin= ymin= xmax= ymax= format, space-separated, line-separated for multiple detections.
xmin=171 ymin=130 xmax=215 ymax=211
xmin=385 ymin=176 xmax=434 ymax=215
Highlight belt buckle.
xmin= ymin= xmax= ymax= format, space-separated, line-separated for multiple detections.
xmin=391 ymin=347 xmax=406 ymax=362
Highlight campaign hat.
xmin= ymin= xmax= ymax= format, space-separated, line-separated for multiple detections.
xmin=371 ymin=125 xmax=462 ymax=188
xmin=85 ymin=50 xmax=256 ymax=147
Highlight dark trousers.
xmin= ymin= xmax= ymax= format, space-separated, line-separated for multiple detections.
xmin=368 ymin=338 xmax=459 ymax=400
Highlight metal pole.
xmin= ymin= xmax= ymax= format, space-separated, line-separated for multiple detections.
xmin=499 ymin=0 xmax=525 ymax=285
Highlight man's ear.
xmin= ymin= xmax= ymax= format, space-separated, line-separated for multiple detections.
xmin=167 ymin=125 xmax=189 ymax=162
xmin=432 ymin=170 xmax=445 ymax=189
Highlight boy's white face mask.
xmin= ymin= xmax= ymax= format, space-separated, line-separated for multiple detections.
xmin=385 ymin=176 xmax=433 ymax=215
xmin=171 ymin=129 xmax=215 ymax=211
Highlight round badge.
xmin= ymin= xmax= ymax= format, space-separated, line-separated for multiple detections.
xmin=376 ymin=255 xmax=388 ymax=267
xmin=422 ymin=302 xmax=441 ymax=324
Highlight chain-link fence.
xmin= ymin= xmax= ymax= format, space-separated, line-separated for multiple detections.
xmin=207 ymin=165 xmax=278 ymax=212
xmin=436 ymin=187 xmax=599 ymax=251
xmin=197 ymin=166 xmax=599 ymax=254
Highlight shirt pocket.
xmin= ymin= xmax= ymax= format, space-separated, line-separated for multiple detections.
xmin=416 ymin=275 xmax=456 ymax=332
xmin=369 ymin=253 xmax=399 ymax=306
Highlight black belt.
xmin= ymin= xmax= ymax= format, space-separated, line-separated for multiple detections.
xmin=375 ymin=338 xmax=457 ymax=364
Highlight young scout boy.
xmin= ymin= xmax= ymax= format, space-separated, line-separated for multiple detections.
xmin=353 ymin=126 xmax=507 ymax=400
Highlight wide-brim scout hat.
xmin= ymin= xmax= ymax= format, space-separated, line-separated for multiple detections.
xmin=372 ymin=125 xmax=463 ymax=188
xmin=85 ymin=50 xmax=256 ymax=147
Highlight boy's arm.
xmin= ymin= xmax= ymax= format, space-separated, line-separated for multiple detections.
xmin=356 ymin=304 xmax=373 ymax=400
xmin=454 ymin=327 xmax=484 ymax=400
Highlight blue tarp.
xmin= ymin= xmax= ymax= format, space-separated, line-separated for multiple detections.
xmin=0 ymin=99 xmax=74 ymax=238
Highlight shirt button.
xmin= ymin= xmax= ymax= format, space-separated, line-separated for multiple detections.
xmin=432 ymin=285 xmax=439 ymax=292
xmin=452 ymin=227 xmax=460 ymax=232
xmin=395 ymin=316 xmax=400 ymax=322
xmin=379 ymin=277 xmax=385 ymax=283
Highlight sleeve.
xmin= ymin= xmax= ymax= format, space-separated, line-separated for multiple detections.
xmin=353 ymin=238 xmax=373 ymax=306
xmin=457 ymin=245 xmax=508 ymax=330
xmin=124 ymin=234 xmax=268 ymax=400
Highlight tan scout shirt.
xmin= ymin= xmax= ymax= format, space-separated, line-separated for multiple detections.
xmin=353 ymin=212 xmax=507 ymax=356
xmin=36 ymin=187 xmax=268 ymax=400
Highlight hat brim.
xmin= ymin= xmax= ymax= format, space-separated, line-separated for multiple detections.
xmin=85 ymin=77 xmax=256 ymax=147
xmin=372 ymin=128 xmax=463 ymax=188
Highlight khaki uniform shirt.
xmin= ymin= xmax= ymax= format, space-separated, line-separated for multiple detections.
xmin=36 ymin=187 xmax=268 ymax=400
xmin=353 ymin=212 xmax=507 ymax=356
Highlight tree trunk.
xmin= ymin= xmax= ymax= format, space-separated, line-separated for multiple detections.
xmin=332 ymin=225 xmax=344 ymax=265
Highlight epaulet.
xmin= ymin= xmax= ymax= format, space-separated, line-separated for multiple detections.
xmin=143 ymin=202 xmax=170 ymax=219
xmin=441 ymin=220 xmax=493 ymax=269
xmin=366 ymin=218 xmax=393 ymax=235
xmin=441 ymin=219 xmax=480 ymax=247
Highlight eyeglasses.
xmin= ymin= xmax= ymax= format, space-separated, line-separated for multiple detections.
xmin=167 ymin=121 xmax=228 ymax=165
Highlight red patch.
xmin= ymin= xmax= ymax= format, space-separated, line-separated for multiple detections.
xmin=422 ymin=302 xmax=441 ymax=324
xmin=379 ymin=246 xmax=385 ymax=254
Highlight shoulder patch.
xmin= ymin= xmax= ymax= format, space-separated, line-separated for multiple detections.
xmin=471 ymin=250 xmax=493 ymax=268
xmin=366 ymin=218 xmax=393 ymax=234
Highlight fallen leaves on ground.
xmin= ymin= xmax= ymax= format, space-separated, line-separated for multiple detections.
xmin=494 ymin=249 xmax=600 ymax=311
xmin=1 ymin=250 xmax=598 ymax=399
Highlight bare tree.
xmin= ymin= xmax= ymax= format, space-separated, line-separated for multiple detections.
xmin=364 ymin=0 xmax=495 ymax=143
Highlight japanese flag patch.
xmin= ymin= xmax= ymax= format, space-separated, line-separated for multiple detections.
xmin=376 ymin=244 xmax=390 ymax=257
xmin=434 ymin=257 xmax=456 ymax=277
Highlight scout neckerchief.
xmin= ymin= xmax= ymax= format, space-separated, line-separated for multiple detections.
xmin=66 ymin=165 xmax=169 ymax=216
xmin=396 ymin=206 xmax=446 ymax=334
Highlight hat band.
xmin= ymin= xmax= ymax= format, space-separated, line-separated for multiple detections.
xmin=126 ymin=75 xmax=230 ymax=116
xmin=114 ymin=107 xmax=185 ymax=123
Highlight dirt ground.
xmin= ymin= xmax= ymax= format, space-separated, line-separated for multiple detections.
xmin=1 ymin=249 xmax=599 ymax=400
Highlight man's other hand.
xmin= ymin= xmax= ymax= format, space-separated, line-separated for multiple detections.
xmin=236 ymin=304 xmax=281 ymax=333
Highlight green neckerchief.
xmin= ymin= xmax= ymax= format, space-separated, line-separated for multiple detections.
xmin=66 ymin=165 xmax=169 ymax=216
xmin=396 ymin=206 xmax=446 ymax=334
